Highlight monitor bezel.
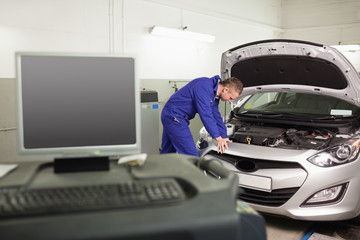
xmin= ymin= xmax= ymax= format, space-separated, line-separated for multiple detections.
xmin=15 ymin=52 xmax=141 ymax=161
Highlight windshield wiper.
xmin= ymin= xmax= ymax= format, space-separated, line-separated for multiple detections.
xmin=236 ymin=110 xmax=310 ymax=118
xmin=314 ymin=115 xmax=357 ymax=120
xmin=236 ymin=110 xmax=358 ymax=120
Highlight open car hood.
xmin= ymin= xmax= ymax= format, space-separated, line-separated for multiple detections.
xmin=221 ymin=39 xmax=360 ymax=107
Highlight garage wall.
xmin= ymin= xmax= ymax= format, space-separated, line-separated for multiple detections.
xmin=281 ymin=0 xmax=360 ymax=71
xmin=0 ymin=78 xmax=17 ymax=162
xmin=0 ymin=0 xmax=282 ymax=79
xmin=2 ymin=0 xmax=360 ymax=162
xmin=0 ymin=0 xmax=281 ymax=162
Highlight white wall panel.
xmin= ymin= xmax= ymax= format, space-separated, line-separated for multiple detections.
xmin=281 ymin=0 xmax=360 ymax=44
xmin=0 ymin=0 xmax=109 ymax=36
xmin=128 ymin=0 xmax=278 ymax=79
xmin=0 ymin=0 xmax=281 ymax=78
xmin=144 ymin=0 xmax=282 ymax=29
xmin=0 ymin=0 xmax=111 ymax=77
xmin=282 ymin=0 xmax=360 ymax=29
xmin=0 ymin=78 xmax=17 ymax=162
xmin=281 ymin=0 xmax=360 ymax=72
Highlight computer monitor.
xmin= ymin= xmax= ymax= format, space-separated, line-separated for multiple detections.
xmin=15 ymin=53 xmax=141 ymax=161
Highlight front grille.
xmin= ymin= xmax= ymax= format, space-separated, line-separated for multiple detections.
xmin=206 ymin=151 xmax=303 ymax=172
xmin=239 ymin=187 xmax=299 ymax=207
xmin=205 ymin=151 xmax=303 ymax=206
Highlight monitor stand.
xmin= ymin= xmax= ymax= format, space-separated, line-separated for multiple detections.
xmin=54 ymin=156 xmax=110 ymax=173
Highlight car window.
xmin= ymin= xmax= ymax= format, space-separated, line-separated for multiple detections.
xmin=243 ymin=92 xmax=278 ymax=110
xmin=238 ymin=92 xmax=360 ymax=116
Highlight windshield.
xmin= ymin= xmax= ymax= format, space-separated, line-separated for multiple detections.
xmin=235 ymin=92 xmax=360 ymax=117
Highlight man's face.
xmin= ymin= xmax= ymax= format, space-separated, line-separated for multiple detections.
xmin=219 ymin=87 xmax=240 ymax=103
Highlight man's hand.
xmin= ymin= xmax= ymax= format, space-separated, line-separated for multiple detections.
xmin=215 ymin=136 xmax=232 ymax=154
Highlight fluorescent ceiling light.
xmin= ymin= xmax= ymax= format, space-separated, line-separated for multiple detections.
xmin=332 ymin=44 xmax=360 ymax=52
xmin=149 ymin=26 xmax=215 ymax=43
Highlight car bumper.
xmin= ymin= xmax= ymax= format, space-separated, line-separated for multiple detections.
xmin=201 ymin=143 xmax=360 ymax=221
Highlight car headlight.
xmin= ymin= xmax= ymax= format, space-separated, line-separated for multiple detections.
xmin=307 ymin=138 xmax=360 ymax=167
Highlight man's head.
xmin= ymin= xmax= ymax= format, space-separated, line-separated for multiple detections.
xmin=218 ymin=77 xmax=243 ymax=103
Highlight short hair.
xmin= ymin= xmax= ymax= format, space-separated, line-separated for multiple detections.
xmin=220 ymin=77 xmax=243 ymax=94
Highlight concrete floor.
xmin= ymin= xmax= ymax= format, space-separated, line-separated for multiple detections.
xmin=265 ymin=215 xmax=360 ymax=240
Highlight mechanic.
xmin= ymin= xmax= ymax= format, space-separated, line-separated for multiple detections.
xmin=160 ymin=75 xmax=243 ymax=156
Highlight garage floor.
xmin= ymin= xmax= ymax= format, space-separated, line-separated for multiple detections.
xmin=265 ymin=215 xmax=360 ymax=240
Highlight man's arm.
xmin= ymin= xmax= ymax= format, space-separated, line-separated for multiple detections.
xmin=211 ymin=102 xmax=228 ymax=138
xmin=193 ymin=83 xmax=221 ymax=139
xmin=212 ymin=103 xmax=232 ymax=154
xmin=194 ymin=87 xmax=231 ymax=154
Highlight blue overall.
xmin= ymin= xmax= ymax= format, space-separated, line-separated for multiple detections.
xmin=160 ymin=75 xmax=228 ymax=156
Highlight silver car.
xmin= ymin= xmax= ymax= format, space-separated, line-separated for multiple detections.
xmin=197 ymin=39 xmax=360 ymax=223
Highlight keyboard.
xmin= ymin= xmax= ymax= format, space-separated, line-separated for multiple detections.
xmin=0 ymin=178 xmax=185 ymax=218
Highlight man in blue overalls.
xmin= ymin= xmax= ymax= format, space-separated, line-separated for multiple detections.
xmin=160 ymin=75 xmax=243 ymax=156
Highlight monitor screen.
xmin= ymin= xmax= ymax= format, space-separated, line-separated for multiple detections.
xmin=16 ymin=53 xmax=140 ymax=160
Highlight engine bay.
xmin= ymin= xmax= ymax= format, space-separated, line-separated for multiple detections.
xmin=226 ymin=117 xmax=359 ymax=150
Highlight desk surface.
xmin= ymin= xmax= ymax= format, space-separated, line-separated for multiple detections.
xmin=0 ymin=154 xmax=266 ymax=240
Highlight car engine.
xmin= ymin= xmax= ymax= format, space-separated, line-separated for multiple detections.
xmin=230 ymin=126 xmax=334 ymax=150
xmin=227 ymin=123 xmax=348 ymax=150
